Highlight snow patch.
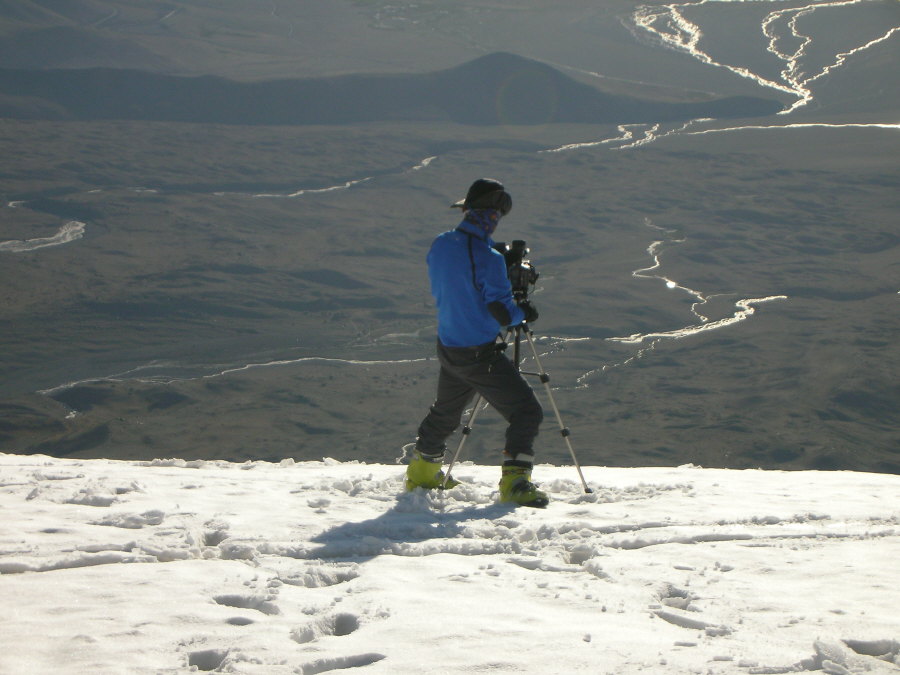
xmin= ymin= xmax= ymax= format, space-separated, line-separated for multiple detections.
xmin=0 ymin=454 xmax=897 ymax=674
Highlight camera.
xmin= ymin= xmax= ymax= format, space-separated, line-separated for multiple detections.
xmin=495 ymin=239 xmax=539 ymax=300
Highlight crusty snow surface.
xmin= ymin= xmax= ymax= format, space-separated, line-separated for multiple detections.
xmin=1 ymin=453 xmax=898 ymax=674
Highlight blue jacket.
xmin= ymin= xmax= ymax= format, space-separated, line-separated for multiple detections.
xmin=428 ymin=219 xmax=525 ymax=347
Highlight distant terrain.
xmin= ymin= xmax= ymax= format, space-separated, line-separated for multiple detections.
xmin=0 ymin=53 xmax=782 ymax=125
xmin=1 ymin=0 xmax=898 ymax=473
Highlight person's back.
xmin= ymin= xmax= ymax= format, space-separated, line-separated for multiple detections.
xmin=428 ymin=221 xmax=520 ymax=348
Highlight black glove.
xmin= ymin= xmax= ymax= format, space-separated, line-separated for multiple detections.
xmin=518 ymin=300 xmax=538 ymax=324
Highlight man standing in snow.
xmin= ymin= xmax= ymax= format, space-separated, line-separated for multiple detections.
xmin=406 ymin=178 xmax=548 ymax=507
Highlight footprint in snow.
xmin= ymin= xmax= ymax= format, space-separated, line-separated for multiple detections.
xmin=297 ymin=653 xmax=386 ymax=675
xmin=279 ymin=562 xmax=362 ymax=588
xmin=657 ymin=582 xmax=699 ymax=611
xmin=187 ymin=648 xmax=229 ymax=671
xmin=91 ymin=510 xmax=165 ymax=529
xmin=213 ymin=594 xmax=279 ymax=616
xmin=290 ymin=612 xmax=361 ymax=643
xmin=64 ymin=489 xmax=117 ymax=507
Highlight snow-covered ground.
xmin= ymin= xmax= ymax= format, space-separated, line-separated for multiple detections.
xmin=1 ymin=453 xmax=898 ymax=674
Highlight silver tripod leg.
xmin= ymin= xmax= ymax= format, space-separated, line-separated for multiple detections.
xmin=441 ymin=394 xmax=487 ymax=489
xmin=521 ymin=328 xmax=593 ymax=494
xmin=440 ymin=326 xmax=592 ymax=493
xmin=441 ymin=330 xmax=514 ymax=490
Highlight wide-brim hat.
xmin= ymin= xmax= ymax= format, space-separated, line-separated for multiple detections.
xmin=451 ymin=178 xmax=512 ymax=216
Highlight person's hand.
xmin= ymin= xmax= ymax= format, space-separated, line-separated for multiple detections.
xmin=518 ymin=300 xmax=538 ymax=324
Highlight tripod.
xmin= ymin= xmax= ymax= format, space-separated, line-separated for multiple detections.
xmin=441 ymin=323 xmax=593 ymax=494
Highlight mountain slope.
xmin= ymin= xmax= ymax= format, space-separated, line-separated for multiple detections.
xmin=0 ymin=52 xmax=783 ymax=125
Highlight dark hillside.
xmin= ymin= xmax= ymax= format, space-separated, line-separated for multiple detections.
xmin=0 ymin=52 xmax=783 ymax=125
xmin=0 ymin=26 xmax=174 ymax=71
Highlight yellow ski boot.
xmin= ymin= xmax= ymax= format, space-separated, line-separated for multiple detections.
xmin=499 ymin=465 xmax=549 ymax=508
xmin=405 ymin=451 xmax=460 ymax=491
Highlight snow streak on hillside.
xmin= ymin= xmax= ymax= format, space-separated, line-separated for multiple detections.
xmin=634 ymin=0 xmax=900 ymax=114
xmin=1 ymin=453 xmax=898 ymax=674
xmin=0 ymin=220 xmax=85 ymax=252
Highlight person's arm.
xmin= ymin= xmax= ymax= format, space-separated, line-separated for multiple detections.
xmin=478 ymin=248 xmax=525 ymax=327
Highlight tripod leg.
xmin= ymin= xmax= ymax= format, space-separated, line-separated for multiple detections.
xmin=442 ymin=330 xmax=513 ymax=488
xmin=442 ymin=394 xmax=486 ymax=489
xmin=523 ymin=329 xmax=593 ymax=494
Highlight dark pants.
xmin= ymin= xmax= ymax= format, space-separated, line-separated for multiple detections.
xmin=416 ymin=339 xmax=543 ymax=464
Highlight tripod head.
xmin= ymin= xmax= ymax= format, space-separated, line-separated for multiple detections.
xmin=494 ymin=239 xmax=539 ymax=301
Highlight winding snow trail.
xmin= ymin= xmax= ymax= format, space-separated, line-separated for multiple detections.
xmin=608 ymin=295 xmax=788 ymax=347
xmin=634 ymin=0 xmax=899 ymax=114
xmin=38 ymin=355 xmax=430 ymax=397
xmin=214 ymin=156 xmax=438 ymax=199
xmin=685 ymin=122 xmax=900 ymax=136
xmin=577 ymin=219 xmax=788 ymax=386
xmin=0 ymin=221 xmax=85 ymax=253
